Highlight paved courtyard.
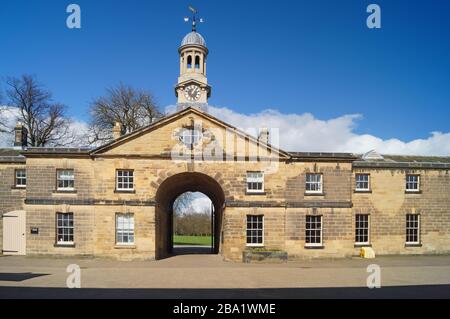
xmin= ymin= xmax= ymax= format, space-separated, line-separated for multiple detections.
xmin=1 ymin=254 xmax=450 ymax=298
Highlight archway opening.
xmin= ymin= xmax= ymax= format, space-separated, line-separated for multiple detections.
xmin=172 ymin=192 xmax=214 ymax=255
xmin=195 ymin=56 xmax=200 ymax=69
xmin=155 ymin=172 xmax=225 ymax=260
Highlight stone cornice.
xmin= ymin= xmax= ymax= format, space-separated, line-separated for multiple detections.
xmin=25 ymin=198 xmax=156 ymax=206
xmin=25 ymin=198 xmax=352 ymax=209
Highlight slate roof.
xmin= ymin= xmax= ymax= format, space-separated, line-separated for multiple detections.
xmin=354 ymin=154 xmax=450 ymax=169
xmin=289 ymin=152 xmax=358 ymax=161
xmin=0 ymin=148 xmax=25 ymax=163
xmin=24 ymin=147 xmax=91 ymax=154
xmin=181 ymin=31 xmax=206 ymax=48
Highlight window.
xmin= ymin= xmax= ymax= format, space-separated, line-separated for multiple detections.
xmin=15 ymin=169 xmax=27 ymax=188
xmin=406 ymin=214 xmax=420 ymax=244
xmin=305 ymin=174 xmax=323 ymax=194
xmin=246 ymin=215 xmax=264 ymax=247
xmin=305 ymin=215 xmax=322 ymax=247
xmin=195 ymin=56 xmax=200 ymax=69
xmin=187 ymin=55 xmax=192 ymax=69
xmin=57 ymin=170 xmax=75 ymax=191
xmin=406 ymin=175 xmax=420 ymax=192
xmin=116 ymin=170 xmax=134 ymax=191
xmin=116 ymin=214 xmax=135 ymax=245
xmin=56 ymin=213 xmax=74 ymax=245
xmin=355 ymin=214 xmax=370 ymax=245
xmin=180 ymin=128 xmax=202 ymax=147
xmin=246 ymin=172 xmax=264 ymax=193
xmin=355 ymin=174 xmax=370 ymax=191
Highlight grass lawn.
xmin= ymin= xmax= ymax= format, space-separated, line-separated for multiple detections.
xmin=173 ymin=235 xmax=212 ymax=246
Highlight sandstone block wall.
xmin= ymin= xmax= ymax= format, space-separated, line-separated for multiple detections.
xmin=352 ymin=168 xmax=450 ymax=256
xmin=1 ymin=109 xmax=449 ymax=261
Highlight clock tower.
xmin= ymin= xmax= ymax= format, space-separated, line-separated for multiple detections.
xmin=176 ymin=8 xmax=211 ymax=112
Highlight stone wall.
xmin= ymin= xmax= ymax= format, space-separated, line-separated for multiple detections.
xmin=25 ymin=158 xmax=94 ymax=201
xmin=22 ymin=154 xmax=356 ymax=260
xmin=2 ymin=109 xmax=449 ymax=261
xmin=20 ymin=153 xmax=450 ymax=261
xmin=25 ymin=204 xmax=155 ymax=260
xmin=352 ymin=167 xmax=450 ymax=256
xmin=4 ymin=153 xmax=449 ymax=262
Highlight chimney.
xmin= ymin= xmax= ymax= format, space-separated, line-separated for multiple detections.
xmin=112 ymin=122 xmax=123 ymax=140
xmin=258 ymin=128 xmax=270 ymax=145
xmin=14 ymin=122 xmax=28 ymax=148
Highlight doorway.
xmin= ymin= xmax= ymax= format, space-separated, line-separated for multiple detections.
xmin=2 ymin=210 xmax=26 ymax=255
xmin=155 ymin=172 xmax=225 ymax=260
xmin=172 ymin=192 xmax=214 ymax=255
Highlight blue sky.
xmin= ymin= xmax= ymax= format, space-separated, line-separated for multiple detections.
xmin=1 ymin=0 xmax=449 ymax=148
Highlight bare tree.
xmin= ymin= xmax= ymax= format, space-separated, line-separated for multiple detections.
xmin=174 ymin=212 xmax=212 ymax=237
xmin=6 ymin=75 xmax=75 ymax=147
xmin=0 ymin=92 xmax=6 ymax=133
xmin=87 ymin=84 xmax=161 ymax=143
xmin=173 ymin=192 xmax=196 ymax=216
xmin=173 ymin=192 xmax=213 ymax=236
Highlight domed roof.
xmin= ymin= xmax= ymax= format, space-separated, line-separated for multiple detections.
xmin=181 ymin=32 xmax=206 ymax=47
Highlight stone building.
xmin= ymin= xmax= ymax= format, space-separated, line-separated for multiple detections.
xmin=1 ymin=25 xmax=449 ymax=261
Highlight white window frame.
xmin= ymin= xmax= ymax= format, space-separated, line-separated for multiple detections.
xmin=355 ymin=174 xmax=370 ymax=192
xmin=246 ymin=215 xmax=264 ymax=247
xmin=15 ymin=169 xmax=27 ymax=188
xmin=406 ymin=175 xmax=420 ymax=192
xmin=116 ymin=170 xmax=134 ymax=191
xmin=355 ymin=214 xmax=370 ymax=245
xmin=246 ymin=171 xmax=265 ymax=194
xmin=406 ymin=214 xmax=420 ymax=245
xmin=56 ymin=212 xmax=74 ymax=245
xmin=57 ymin=169 xmax=75 ymax=191
xmin=305 ymin=215 xmax=323 ymax=247
xmin=116 ymin=213 xmax=135 ymax=245
xmin=305 ymin=173 xmax=323 ymax=194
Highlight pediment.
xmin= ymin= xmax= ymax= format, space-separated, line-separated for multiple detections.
xmin=175 ymin=79 xmax=211 ymax=98
xmin=176 ymin=79 xmax=210 ymax=88
xmin=91 ymin=107 xmax=290 ymax=161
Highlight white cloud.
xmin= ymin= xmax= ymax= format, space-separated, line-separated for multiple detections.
xmin=174 ymin=192 xmax=212 ymax=215
xmin=166 ymin=105 xmax=450 ymax=156
xmin=189 ymin=195 xmax=213 ymax=213
xmin=68 ymin=120 xmax=91 ymax=147
xmin=3 ymin=104 xmax=449 ymax=156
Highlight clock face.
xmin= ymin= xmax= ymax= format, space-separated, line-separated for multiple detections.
xmin=184 ymin=85 xmax=202 ymax=102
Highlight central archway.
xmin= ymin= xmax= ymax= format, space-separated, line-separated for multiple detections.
xmin=155 ymin=172 xmax=225 ymax=260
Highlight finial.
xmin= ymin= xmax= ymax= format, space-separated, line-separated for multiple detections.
xmin=184 ymin=6 xmax=204 ymax=32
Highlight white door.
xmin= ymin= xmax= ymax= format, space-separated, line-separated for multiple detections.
xmin=2 ymin=211 xmax=26 ymax=255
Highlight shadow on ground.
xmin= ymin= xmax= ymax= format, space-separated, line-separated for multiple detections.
xmin=0 ymin=273 xmax=50 ymax=282
xmin=1 ymin=285 xmax=449 ymax=299
xmin=172 ymin=246 xmax=213 ymax=255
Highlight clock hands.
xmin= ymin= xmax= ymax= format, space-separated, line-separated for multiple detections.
xmin=185 ymin=85 xmax=201 ymax=101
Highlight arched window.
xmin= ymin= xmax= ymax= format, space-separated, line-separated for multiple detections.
xmin=195 ymin=56 xmax=200 ymax=69
xmin=187 ymin=56 xmax=192 ymax=69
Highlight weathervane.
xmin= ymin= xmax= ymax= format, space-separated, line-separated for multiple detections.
xmin=184 ymin=6 xmax=204 ymax=32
